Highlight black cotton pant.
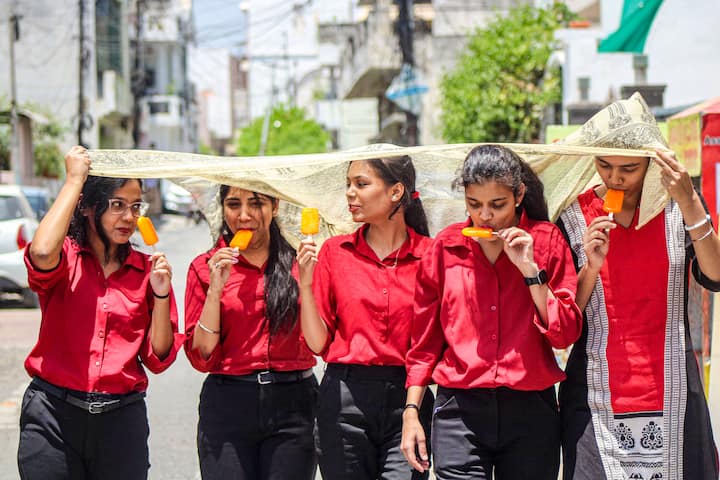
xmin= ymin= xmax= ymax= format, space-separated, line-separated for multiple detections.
xmin=197 ymin=374 xmax=318 ymax=480
xmin=17 ymin=383 xmax=150 ymax=480
xmin=316 ymin=364 xmax=434 ymax=480
xmin=431 ymin=386 xmax=561 ymax=480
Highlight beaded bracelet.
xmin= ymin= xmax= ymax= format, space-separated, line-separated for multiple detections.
xmin=684 ymin=214 xmax=711 ymax=232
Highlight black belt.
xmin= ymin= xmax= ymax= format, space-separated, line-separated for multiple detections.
xmin=211 ymin=369 xmax=315 ymax=385
xmin=31 ymin=377 xmax=145 ymax=415
xmin=326 ymin=363 xmax=407 ymax=383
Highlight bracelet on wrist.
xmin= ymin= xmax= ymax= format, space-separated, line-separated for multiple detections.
xmin=684 ymin=214 xmax=711 ymax=232
xmin=198 ymin=321 xmax=220 ymax=335
xmin=153 ymin=290 xmax=170 ymax=299
xmin=691 ymin=226 xmax=714 ymax=243
xmin=403 ymin=403 xmax=419 ymax=412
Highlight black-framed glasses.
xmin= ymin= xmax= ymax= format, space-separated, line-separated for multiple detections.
xmin=107 ymin=199 xmax=149 ymax=217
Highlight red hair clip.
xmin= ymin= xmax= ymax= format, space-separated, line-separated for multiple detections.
xmin=411 ymin=191 xmax=420 ymax=200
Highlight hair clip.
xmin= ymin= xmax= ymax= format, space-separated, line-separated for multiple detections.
xmin=411 ymin=191 xmax=420 ymax=200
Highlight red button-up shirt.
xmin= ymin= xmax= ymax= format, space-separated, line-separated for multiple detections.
xmin=313 ymin=225 xmax=432 ymax=365
xmin=406 ymin=215 xmax=582 ymax=390
xmin=24 ymin=238 xmax=182 ymax=394
xmin=184 ymin=238 xmax=315 ymax=374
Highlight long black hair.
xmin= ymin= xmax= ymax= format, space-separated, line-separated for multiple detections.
xmin=358 ymin=155 xmax=430 ymax=236
xmin=452 ymin=144 xmax=548 ymax=221
xmin=219 ymin=185 xmax=299 ymax=335
xmin=68 ymin=176 xmax=142 ymax=264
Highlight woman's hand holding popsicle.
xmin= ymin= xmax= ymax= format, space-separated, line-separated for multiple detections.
xmin=583 ymin=216 xmax=615 ymax=272
xmin=498 ymin=227 xmax=538 ymax=276
xmin=296 ymin=240 xmax=318 ymax=289
xmin=149 ymin=252 xmax=173 ymax=298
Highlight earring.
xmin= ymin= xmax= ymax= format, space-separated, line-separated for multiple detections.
xmin=515 ymin=203 xmax=520 ymax=207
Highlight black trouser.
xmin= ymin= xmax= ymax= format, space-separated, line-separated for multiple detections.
xmin=197 ymin=372 xmax=318 ymax=480
xmin=431 ymin=386 xmax=561 ymax=480
xmin=17 ymin=379 xmax=149 ymax=480
xmin=317 ymin=363 xmax=434 ymax=480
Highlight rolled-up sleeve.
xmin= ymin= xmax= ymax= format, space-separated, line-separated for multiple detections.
xmin=183 ymin=262 xmax=223 ymax=372
xmin=405 ymin=240 xmax=445 ymax=388
xmin=532 ymin=226 xmax=582 ymax=349
xmin=140 ymin=290 xmax=184 ymax=374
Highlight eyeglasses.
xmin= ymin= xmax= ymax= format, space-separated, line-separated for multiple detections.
xmin=107 ymin=199 xmax=149 ymax=217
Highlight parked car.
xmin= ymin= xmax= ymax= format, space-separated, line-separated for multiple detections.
xmin=21 ymin=185 xmax=51 ymax=220
xmin=160 ymin=179 xmax=203 ymax=223
xmin=0 ymin=185 xmax=39 ymax=307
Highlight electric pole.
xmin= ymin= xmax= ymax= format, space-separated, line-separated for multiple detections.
xmin=77 ymin=0 xmax=89 ymax=146
xmin=132 ymin=0 xmax=146 ymax=148
xmin=8 ymin=13 xmax=21 ymax=184
xmin=397 ymin=0 xmax=418 ymax=146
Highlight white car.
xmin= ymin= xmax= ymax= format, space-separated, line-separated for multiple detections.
xmin=0 ymin=185 xmax=39 ymax=307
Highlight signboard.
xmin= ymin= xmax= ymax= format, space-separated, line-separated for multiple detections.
xmin=701 ymin=113 xmax=720 ymax=231
xmin=668 ymin=112 xmax=702 ymax=176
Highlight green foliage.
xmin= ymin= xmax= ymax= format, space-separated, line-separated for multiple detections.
xmin=235 ymin=105 xmax=330 ymax=156
xmin=0 ymin=129 xmax=10 ymax=171
xmin=199 ymin=142 xmax=218 ymax=156
xmin=440 ymin=2 xmax=574 ymax=143
xmin=33 ymin=142 xmax=63 ymax=178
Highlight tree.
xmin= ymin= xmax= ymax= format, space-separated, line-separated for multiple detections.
xmin=440 ymin=2 xmax=574 ymax=143
xmin=235 ymin=105 xmax=330 ymax=156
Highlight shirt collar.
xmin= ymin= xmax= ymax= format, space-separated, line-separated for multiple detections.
xmin=341 ymin=223 xmax=428 ymax=262
xmin=75 ymin=240 xmax=146 ymax=272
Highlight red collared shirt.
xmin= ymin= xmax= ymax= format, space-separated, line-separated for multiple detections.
xmin=406 ymin=215 xmax=582 ymax=390
xmin=313 ymin=225 xmax=432 ymax=365
xmin=184 ymin=238 xmax=315 ymax=374
xmin=24 ymin=238 xmax=182 ymax=394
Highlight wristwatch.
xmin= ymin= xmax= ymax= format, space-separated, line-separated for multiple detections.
xmin=524 ymin=269 xmax=548 ymax=286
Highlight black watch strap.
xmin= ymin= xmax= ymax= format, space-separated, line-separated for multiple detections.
xmin=524 ymin=269 xmax=548 ymax=286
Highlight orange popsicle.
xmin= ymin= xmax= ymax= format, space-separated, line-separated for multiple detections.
xmin=230 ymin=229 xmax=253 ymax=250
xmin=603 ymin=189 xmax=624 ymax=219
xmin=301 ymin=208 xmax=320 ymax=238
xmin=137 ymin=216 xmax=159 ymax=247
xmin=462 ymin=227 xmax=496 ymax=238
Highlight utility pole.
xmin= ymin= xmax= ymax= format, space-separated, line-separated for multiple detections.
xmin=8 ymin=13 xmax=22 ymax=184
xmin=132 ymin=0 xmax=146 ymax=148
xmin=397 ymin=0 xmax=418 ymax=146
xmin=77 ymin=0 xmax=89 ymax=146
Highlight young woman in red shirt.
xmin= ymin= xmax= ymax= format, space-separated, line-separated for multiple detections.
xmin=296 ymin=155 xmax=433 ymax=480
xmin=401 ymin=145 xmax=582 ymax=480
xmin=184 ymin=186 xmax=317 ymax=480
xmin=18 ymin=146 xmax=181 ymax=480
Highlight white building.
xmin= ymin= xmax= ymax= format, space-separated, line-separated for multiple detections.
xmin=138 ymin=0 xmax=196 ymax=152
xmin=556 ymin=0 xmax=720 ymax=123
xmin=0 ymin=0 xmax=134 ymax=156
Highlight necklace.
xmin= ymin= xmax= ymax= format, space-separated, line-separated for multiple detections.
xmin=388 ymin=246 xmax=402 ymax=268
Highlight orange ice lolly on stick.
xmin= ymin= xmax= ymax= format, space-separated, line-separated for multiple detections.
xmin=301 ymin=208 xmax=320 ymax=240
xmin=230 ymin=229 xmax=253 ymax=250
xmin=462 ymin=227 xmax=497 ymax=238
xmin=603 ymin=189 xmax=624 ymax=221
xmin=137 ymin=216 xmax=159 ymax=250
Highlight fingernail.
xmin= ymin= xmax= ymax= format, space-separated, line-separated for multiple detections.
xmin=231 ymin=258 xmax=239 ymax=264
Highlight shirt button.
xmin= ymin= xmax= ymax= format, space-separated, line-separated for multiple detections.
xmin=98 ymin=331 xmax=104 ymax=339
xmin=102 ymin=304 xmax=108 ymax=310
xmin=382 ymin=289 xmax=387 ymax=295
xmin=95 ymin=361 xmax=100 ymax=367
xmin=490 ymin=305 xmax=497 ymax=311
xmin=491 ymin=334 xmax=497 ymax=340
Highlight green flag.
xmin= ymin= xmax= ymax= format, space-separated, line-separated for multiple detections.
xmin=598 ymin=0 xmax=664 ymax=53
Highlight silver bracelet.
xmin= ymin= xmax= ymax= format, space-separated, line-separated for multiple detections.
xmin=197 ymin=321 xmax=220 ymax=335
xmin=692 ymin=226 xmax=714 ymax=243
xmin=684 ymin=214 xmax=711 ymax=232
